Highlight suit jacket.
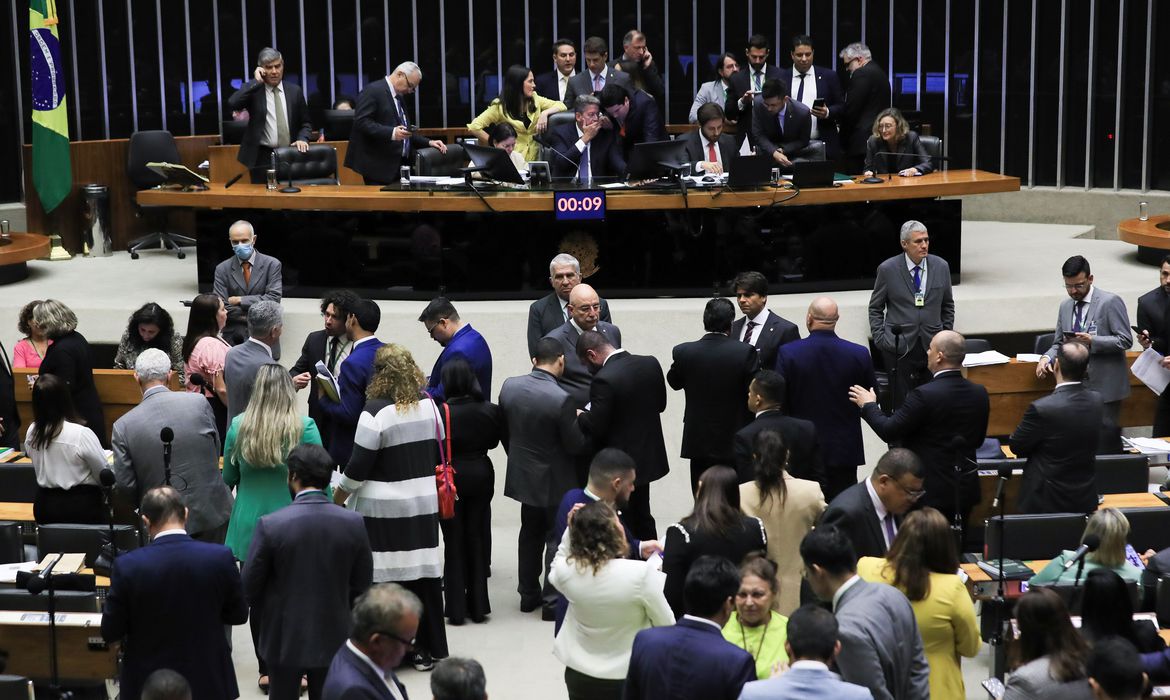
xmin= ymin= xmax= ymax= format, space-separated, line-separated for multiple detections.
xmin=725 ymin=64 xmax=785 ymax=146
xmin=612 ymin=57 xmax=666 ymax=105
xmin=834 ymin=578 xmax=931 ymax=700
xmin=750 ymin=98 xmax=813 ymax=158
xmin=840 ymin=61 xmax=892 ymax=157
xmin=426 ymin=324 xmax=492 ymax=403
xmin=624 ymin=617 xmax=757 ymax=700
xmin=860 ymin=370 xmax=990 ymax=516
xmin=318 ymin=337 xmax=384 ymax=465
xmin=668 ymin=333 xmax=758 ymax=462
xmin=614 ymin=90 xmax=665 ymax=161
xmin=111 ymin=386 xmax=233 ymax=535
xmin=731 ymin=309 xmax=800 ymax=372
xmin=733 ymin=409 xmax=823 ymax=486
xmin=865 ymin=131 xmax=934 ymax=174
xmin=789 ymin=65 xmax=846 ymax=158
xmin=345 ymin=77 xmax=432 ymax=184
xmin=224 ymin=339 xmax=277 ymax=422
xmin=563 ymin=67 xmax=633 ymax=112
xmin=577 ymin=352 xmax=669 ymax=484
xmin=1043 ymin=287 xmax=1133 ymax=403
xmin=776 ymin=330 xmax=876 ymax=468
xmin=535 ymin=69 xmax=573 ymax=104
xmin=526 ymin=293 xmax=612 ymax=357
xmin=547 ymin=121 xmax=628 ymax=179
xmin=689 ymin=79 xmax=731 ymax=124
xmin=1138 ymin=286 xmax=1170 ymax=354
xmin=101 ymin=534 xmax=248 ymax=700
xmin=739 ymin=663 xmax=873 ymax=700
xmin=1002 ymin=657 xmax=1095 ymax=700
xmin=820 ymin=480 xmax=892 ymax=559
xmin=679 ymin=130 xmax=738 ymax=173
xmin=226 ymin=79 xmax=312 ymax=169
xmin=39 ymin=330 xmax=107 ymax=447
xmin=242 ymin=490 xmax=373 ymax=668
xmin=662 ymin=516 xmax=767 ymax=617
xmin=322 ymin=642 xmax=409 ymax=700
xmin=868 ymin=253 xmax=955 ymax=355
xmin=289 ymin=329 xmax=333 ymax=444
xmin=542 ymin=320 xmax=623 ymax=408
xmin=1010 ymin=384 xmax=1104 ymax=514
xmin=498 ymin=369 xmax=584 ymax=508
xmin=212 ymin=251 xmax=283 ymax=331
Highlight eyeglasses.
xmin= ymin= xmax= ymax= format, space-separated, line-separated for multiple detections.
xmin=425 ymin=319 xmax=445 ymax=337
xmin=890 ymin=478 xmax=926 ymax=501
xmin=375 ymin=630 xmax=415 ymax=649
xmin=400 ymin=71 xmax=416 ymax=92
xmin=1063 ymin=282 xmax=1089 ymax=291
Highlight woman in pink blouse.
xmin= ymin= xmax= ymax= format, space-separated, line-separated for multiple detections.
xmin=182 ymin=293 xmax=230 ymax=440
xmin=13 ymin=300 xmax=52 ymax=369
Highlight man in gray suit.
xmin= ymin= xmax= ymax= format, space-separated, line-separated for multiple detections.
xmin=1038 ymin=254 xmax=1133 ymax=424
xmin=213 ymin=220 xmax=283 ymax=348
xmin=800 ymin=526 xmax=929 ymax=700
xmin=243 ymin=444 xmax=372 ymax=700
xmin=561 ymin=36 xmax=633 ymax=111
xmin=224 ymin=300 xmax=284 ymax=422
xmin=526 ymin=253 xmax=612 ymax=357
xmin=541 ymin=283 xmax=621 ymax=408
xmin=868 ymin=219 xmax=955 ymax=409
xmin=111 ymin=349 xmax=233 ymax=543
xmin=498 ymin=337 xmax=585 ymax=618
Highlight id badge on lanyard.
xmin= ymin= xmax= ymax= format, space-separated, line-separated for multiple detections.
xmin=914 ymin=292 xmax=925 ymax=307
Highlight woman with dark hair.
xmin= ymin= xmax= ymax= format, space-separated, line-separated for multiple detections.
xmin=662 ymin=465 xmax=767 ymax=617
xmin=467 ymin=122 xmax=529 ymax=177
xmin=688 ymin=52 xmax=739 ymax=124
xmin=738 ymin=430 xmax=824 ymax=615
xmin=863 ymin=106 xmax=934 ymax=178
xmin=467 ymin=64 xmax=566 ymax=161
xmin=114 ymin=302 xmax=185 ymax=382
xmin=182 ymin=293 xmax=230 ymax=441
xmin=1080 ymin=568 xmax=1165 ymax=653
xmin=24 ymin=374 xmax=107 ymax=524
xmin=34 ymin=299 xmax=108 ymax=448
xmin=857 ymin=507 xmax=980 ymax=700
xmin=438 ymin=358 xmax=503 ymax=625
xmin=13 ymin=300 xmax=51 ymax=368
xmin=1004 ymin=588 xmax=1094 ymax=700
xmin=722 ymin=553 xmax=789 ymax=679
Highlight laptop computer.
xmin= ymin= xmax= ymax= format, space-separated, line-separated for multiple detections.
xmin=791 ymin=160 xmax=838 ymax=188
xmin=726 ymin=154 xmax=774 ymax=188
xmin=463 ymin=143 xmax=525 ymax=184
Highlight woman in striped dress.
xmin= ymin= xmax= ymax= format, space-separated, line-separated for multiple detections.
xmin=335 ymin=343 xmax=448 ymax=671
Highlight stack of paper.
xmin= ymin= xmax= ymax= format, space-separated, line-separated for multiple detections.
xmin=962 ymin=350 xmax=1012 ymax=367
xmin=1016 ymin=353 xmax=1043 ymax=363
xmin=1131 ymin=348 xmax=1170 ymax=395
xmin=1122 ymin=437 xmax=1170 ymax=455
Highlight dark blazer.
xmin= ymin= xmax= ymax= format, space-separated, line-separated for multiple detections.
xmin=820 ymin=480 xmax=890 ymax=559
xmin=289 ymin=329 xmax=331 ymax=443
xmin=625 ymin=617 xmax=757 ymax=700
xmin=318 ymin=337 xmax=384 ymax=465
xmin=426 ymin=324 xmax=492 ymax=403
xmin=547 ymin=121 xmax=628 ymax=179
xmin=577 ymin=352 xmax=669 ymax=485
xmin=526 ymin=293 xmax=612 ymax=357
xmin=226 ymin=79 xmax=312 ymax=169
xmin=790 ymin=65 xmax=846 ymax=158
xmin=40 ymin=330 xmax=108 ymax=448
xmin=614 ymin=90 xmax=665 ymax=160
xmin=498 ymin=369 xmax=584 ymax=508
xmin=733 ymin=409 xmax=823 ymax=486
xmin=679 ymin=130 xmax=738 ymax=173
xmin=1010 ymin=384 xmax=1103 ymax=514
xmin=542 ymin=320 xmax=622 ymax=408
xmin=101 ymin=534 xmax=248 ymax=700
xmin=562 ymin=67 xmax=632 ymax=112
xmin=860 ymin=369 xmax=991 ymax=517
xmin=731 ymin=309 xmax=801 ymax=371
xmin=612 ymin=57 xmax=666 ymax=105
xmin=345 ymin=78 xmax=432 ymax=184
xmin=322 ymin=642 xmax=408 ymax=700
xmin=662 ymin=516 xmax=767 ymax=617
xmin=750 ymin=98 xmax=813 ymax=158
xmin=242 ymin=490 xmax=373 ymax=669
xmin=667 ymin=333 xmax=758 ymax=462
xmin=864 ymin=132 xmax=934 ymax=175
xmin=212 ymin=251 xmax=284 ymax=335
xmin=535 ymin=70 xmax=571 ymax=104
xmin=1138 ymin=287 xmax=1170 ymax=354
xmin=724 ymin=64 xmax=785 ymax=146
xmin=840 ymin=61 xmax=892 ymax=157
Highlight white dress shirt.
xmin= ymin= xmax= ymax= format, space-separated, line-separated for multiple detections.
xmin=695 ymin=132 xmax=725 ymax=173
xmin=738 ymin=307 xmax=770 ymax=345
xmin=263 ymin=81 xmax=284 ymax=147
xmin=345 ymin=640 xmax=405 ymax=700
xmin=791 ymin=66 xmax=820 ymax=138
xmin=864 ymin=476 xmax=896 ymax=548
xmin=905 ymin=254 xmax=928 ymax=295
xmin=557 ymin=69 xmax=576 ymax=102
xmin=25 ymin=420 xmax=106 ymax=489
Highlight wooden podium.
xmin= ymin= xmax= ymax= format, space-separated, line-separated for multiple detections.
xmin=0 ymin=611 xmax=118 ymax=681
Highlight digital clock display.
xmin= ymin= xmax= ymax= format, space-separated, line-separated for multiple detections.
xmin=553 ymin=190 xmax=606 ymax=221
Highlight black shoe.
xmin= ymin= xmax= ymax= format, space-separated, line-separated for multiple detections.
xmin=411 ymin=651 xmax=434 ymax=672
xmin=541 ymin=604 xmax=557 ymax=622
xmin=520 ymin=596 xmax=541 ymax=613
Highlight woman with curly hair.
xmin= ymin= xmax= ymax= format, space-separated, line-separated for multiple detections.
xmin=34 ymin=299 xmax=108 ymax=447
xmin=12 ymin=300 xmax=51 ymax=368
xmin=550 ymin=500 xmax=673 ymax=700
xmin=113 ymin=302 xmax=185 ymax=383
xmin=335 ymin=343 xmax=448 ymax=671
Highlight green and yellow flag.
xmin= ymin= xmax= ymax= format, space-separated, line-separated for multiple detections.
xmin=29 ymin=0 xmax=72 ymax=214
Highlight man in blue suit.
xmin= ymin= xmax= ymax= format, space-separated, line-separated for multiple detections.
xmin=322 ymin=583 xmax=421 ymax=700
xmin=775 ymin=297 xmax=876 ymax=501
xmin=420 ymin=297 xmax=492 ymax=402
xmin=547 ymin=95 xmax=628 ymax=179
xmin=625 ymin=556 xmax=756 ymax=700
xmin=317 ymin=298 xmax=383 ymax=465
xmin=101 ymin=486 xmax=248 ymax=700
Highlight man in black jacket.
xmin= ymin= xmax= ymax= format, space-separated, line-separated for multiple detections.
xmin=227 ymin=47 xmax=313 ymax=183
xmin=820 ymin=448 xmax=925 ymax=559
xmin=837 ymin=42 xmax=891 ymax=173
xmin=289 ymin=289 xmax=360 ymax=455
xmin=1136 ymin=254 xmax=1170 ymax=435
xmin=598 ymin=84 xmax=665 ymax=162
xmin=725 ymin=34 xmax=785 ymax=148
xmin=547 ymin=95 xmax=627 ymax=179
xmin=733 ymin=370 xmax=821 ymax=487
xmin=680 ymin=103 xmax=738 ymax=175
xmin=750 ymin=78 xmax=815 ymax=171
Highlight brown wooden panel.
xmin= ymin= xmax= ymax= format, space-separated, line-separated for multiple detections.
xmin=208 ymin=142 xmax=365 ymax=185
xmin=1119 ymin=215 xmax=1170 ymax=249
xmin=0 ymin=233 xmax=51 ymax=265
xmin=0 ymin=616 xmax=118 ymax=681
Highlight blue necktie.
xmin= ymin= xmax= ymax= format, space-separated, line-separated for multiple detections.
xmin=912 ymin=265 xmax=922 ymax=293
xmin=395 ymin=95 xmax=409 ymax=158
xmin=753 ymin=72 xmax=762 ymax=91
xmin=578 ymin=143 xmax=590 ymax=181
xmin=1072 ymin=301 xmax=1085 ymax=332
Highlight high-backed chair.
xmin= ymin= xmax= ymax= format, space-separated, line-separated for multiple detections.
xmin=0 ymin=589 xmax=99 ymax=613
xmin=984 ymin=513 xmax=1087 ymax=561
xmin=36 ymin=523 xmax=141 ymax=564
xmin=220 ymin=120 xmax=247 ymax=145
xmin=126 ymin=130 xmax=197 ymax=259
xmin=919 ymin=135 xmax=943 ymax=171
xmin=964 ymin=338 xmax=992 ymax=353
xmin=1120 ymin=507 xmax=1170 ymax=553
xmin=0 ymin=522 xmax=23 ymax=565
xmin=323 ymin=109 xmax=355 ymax=141
xmin=0 ymin=464 xmax=38 ymax=502
xmin=272 ymin=145 xmax=339 ymax=185
xmin=537 ymin=111 xmax=578 ymax=146
xmin=1094 ymin=454 xmax=1150 ymax=495
xmin=1033 ymin=332 xmax=1055 ymax=355
xmin=415 ymin=144 xmax=469 ymax=177
xmin=1034 ymin=580 xmax=1139 ymax=615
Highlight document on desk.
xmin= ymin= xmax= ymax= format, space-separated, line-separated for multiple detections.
xmin=962 ymin=350 xmax=1011 ymax=367
xmin=0 ymin=561 xmax=38 ymax=584
xmin=1122 ymin=437 xmax=1170 ymax=454
xmin=1131 ymin=348 xmax=1170 ymax=395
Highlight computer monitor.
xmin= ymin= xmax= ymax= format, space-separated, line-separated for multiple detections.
xmin=791 ymin=160 xmax=837 ymax=188
xmin=626 ymin=139 xmax=689 ymax=180
xmin=323 ymin=110 xmax=355 ymax=141
xmin=221 ymin=120 xmax=246 ymax=145
xmin=463 ymin=143 xmax=525 ymax=184
xmin=727 ymin=155 xmax=774 ymax=188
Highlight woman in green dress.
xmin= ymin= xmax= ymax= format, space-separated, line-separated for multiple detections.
xmin=722 ymin=553 xmax=789 ymax=680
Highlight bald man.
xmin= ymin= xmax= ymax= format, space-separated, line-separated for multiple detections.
xmin=775 ymin=298 xmax=877 ymax=501
xmin=541 ymin=284 xmax=622 ymax=408
xmin=848 ymin=330 xmax=989 ymax=531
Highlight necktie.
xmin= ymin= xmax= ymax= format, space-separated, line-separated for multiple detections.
xmin=327 ymin=336 xmax=340 ymax=372
xmin=593 ymin=73 xmax=603 ymax=91
xmin=796 ymin=73 xmax=807 ymax=102
xmin=912 ymin=265 xmax=922 ymax=293
xmin=883 ymin=513 xmax=896 ymax=546
xmin=395 ymin=95 xmax=410 ymax=158
xmin=1073 ymin=300 xmax=1085 ymax=332
xmin=707 ymin=141 xmax=717 ymax=166
xmin=563 ymin=302 xmax=570 ymax=321
xmin=776 ymin=112 xmax=785 ymax=137
xmin=743 ymin=321 xmax=758 ymax=344
xmin=272 ymin=87 xmax=289 ymax=146
xmin=561 ymin=75 xmax=569 ymax=101
xmin=753 ymin=71 xmax=762 ymax=91
xmin=578 ymin=142 xmax=591 ymax=181
xmin=242 ymin=261 xmax=252 ymax=287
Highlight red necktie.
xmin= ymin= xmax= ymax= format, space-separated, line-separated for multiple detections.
xmin=707 ymin=141 xmax=717 ymax=165
xmin=243 ymin=261 xmax=252 ymax=287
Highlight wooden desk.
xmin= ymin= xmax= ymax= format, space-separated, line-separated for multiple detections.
xmin=1101 ymin=491 xmax=1168 ymax=509
xmin=0 ymin=503 xmax=34 ymax=522
xmin=208 ymin=141 xmax=365 ymax=185
xmin=0 ymin=233 xmax=51 ymax=284
xmin=0 ymin=610 xmax=117 ymax=681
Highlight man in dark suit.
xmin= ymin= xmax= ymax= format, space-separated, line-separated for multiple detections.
xmin=681 ymin=103 xmax=738 ymax=175
xmin=576 ymin=330 xmax=668 ymax=540
xmin=669 ymin=298 xmax=759 ymax=494
xmin=850 ymin=330 xmax=990 ymax=531
xmin=731 ymin=270 xmax=801 ymax=370
xmin=289 ymin=289 xmax=360 ymax=451
xmin=547 ymin=95 xmax=628 ymax=179
xmin=212 ymin=220 xmax=283 ymax=347
xmin=101 ymin=486 xmax=248 ymax=700
xmin=789 ymin=35 xmax=846 ymax=160
xmin=223 ymin=300 xmax=283 ymax=422
xmin=317 ymin=299 xmax=383 ymax=465
xmin=542 ymin=283 xmax=622 ymax=408
xmin=625 ymin=556 xmax=756 ymax=700
xmin=227 ymin=47 xmax=312 ymax=182
xmin=562 ymin=36 xmax=634 ymax=110
xmin=345 ymin=61 xmax=447 ymax=185
xmin=419 ymin=297 xmax=492 ymax=402
xmin=535 ymin=38 xmax=578 ymax=103
xmin=613 ymin=29 xmax=665 ymax=105
xmin=243 ymin=444 xmax=373 ymax=700
xmin=1011 ymin=341 xmax=1104 ymax=514
xmin=526 ymin=253 xmax=612 ymax=357
xmin=776 ymin=297 xmax=877 ymax=501
xmin=838 ymin=42 xmax=891 ymax=173
xmin=321 ymin=583 xmax=420 ymax=700
xmin=598 ymin=83 xmax=664 ymax=162
xmin=820 ymin=448 xmax=925 ymax=558
xmin=750 ymin=78 xmax=815 ymax=168
xmin=1136 ymin=254 xmax=1170 ymax=435
xmin=734 ymin=370 xmax=822 ymax=486
xmin=725 ymin=34 xmax=785 ymax=148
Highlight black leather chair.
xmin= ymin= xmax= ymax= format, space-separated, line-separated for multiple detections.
xmin=964 ymin=338 xmax=992 ymax=353
xmin=1034 ymin=332 xmax=1055 ymax=355
xmin=0 ymin=522 xmax=23 ymax=564
xmin=415 ymin=144 xmax=468 ymax=177
xmin=548 ymin=111 xmax=577 ymax=131
xmin=1095 ymin=454 xmax=1150 ymax=495
xmin=272 ymin=145 xmax=339 ymax=185
xmin=126 ymin=130 xmax=197 ymax=259
xmin=1120 ymin=507 xmax=1170 ymax=553
xmin=220 ymin=120 xmax=246 ymax=145
xmin=984 ymin=513 xmax=1087 ymax=561
xmin=0 ymin=589 xmax=99 ymax=613
xmin=0 ymin=465 xmax=37 ymax=502
xmin=323 ymin=109 xmax=355 ymax=141
xmin=1035 ymin=580 xmax=1139 ymax=615
xmin=919 ymin=134 xmax=943 ymax=171
xmin=0 ymin=675 xmax=34 ymax=700
xmin=36 ymin=524 xmax=141 ymax=564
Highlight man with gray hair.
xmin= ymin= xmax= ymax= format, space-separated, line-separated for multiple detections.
xmin=111 ymin=348 xmax=233 ymax=543
xmin=212 ymin=219 xmax=283 ymax=347
xmin=547 ymin=94 xmax=628 ymax=179
xmin=227 ymin=47 xmax=312 ymax=182
xmin=322 ymin=583 xmax=422 ymax=700
xmin=837 ymin=41 xmax=891 ymax=173
xmin=431 ymin=658 xmax=487 ymax=700
xmin=224 ymin=300 xmax=284 ymax=421
xmin=526 ymin=253 xmax=613 ymax=356
xmin=346 ymin=61 xmax=447 ymax=185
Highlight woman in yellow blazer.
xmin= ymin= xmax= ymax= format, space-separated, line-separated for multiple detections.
xmin=857 ymin=507 xmax=981 ymax=700
xmin=468 ymin=64 xmax=565 ymax=161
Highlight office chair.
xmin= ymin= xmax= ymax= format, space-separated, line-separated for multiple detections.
xmin=126 ymin=130 xmax=197 ymax=259
xmin=415 ymin=144 xmax=469 ymax=177
xmin=271 ymin=145 xmax=340 ymax=185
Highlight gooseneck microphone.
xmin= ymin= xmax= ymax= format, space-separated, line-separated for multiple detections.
xmin=1062 ymin=534 xmax=1101 ymax=571
xmin=161 ymin=427 xmax=174 ymax=486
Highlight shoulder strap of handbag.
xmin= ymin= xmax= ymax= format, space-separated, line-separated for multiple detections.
xmin=426 ymin=392 xmax=451 ymax=467
xmin=441 ymin=402 xmax=452 ymax=468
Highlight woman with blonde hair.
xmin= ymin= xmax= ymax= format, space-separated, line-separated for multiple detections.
xmin=1029 ymin=508 xmax=1142 ymax=586
xmin=34 ymin=299 xmax=108 ymax=447
xmin=863 ymin=106 xmax=933 ymax=178
xmin=335 ymin=343 xmax=448 ymax=671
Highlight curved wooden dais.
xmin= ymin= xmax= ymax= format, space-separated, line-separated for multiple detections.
xmin=0 ymin=233 xmax=50 ymax=284
xmin=1118 ymin=215 xmax=1170 ymax=265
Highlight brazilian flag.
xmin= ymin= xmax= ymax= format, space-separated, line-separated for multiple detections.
xmin=29 ymin=0 xmax=72 ymax=214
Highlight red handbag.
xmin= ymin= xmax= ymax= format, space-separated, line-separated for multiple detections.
xmin=433 ymin=402 xmax=457 ymax=520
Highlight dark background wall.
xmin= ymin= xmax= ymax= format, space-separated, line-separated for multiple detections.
xmin=2 ymin=0 xmax=1168 ymax=205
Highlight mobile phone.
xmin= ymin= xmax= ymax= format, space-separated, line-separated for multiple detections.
xmin=812 ymin=97 xmax=826 ymax=109
xmin=982 ymin=677 xmax=1006 ymax=699
xmin=1133 ymin=325 xmax=1146 ymax=335
xmin=1061 ymin=331 xmax=1077 ymax=339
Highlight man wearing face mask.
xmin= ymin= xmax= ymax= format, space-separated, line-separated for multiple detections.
xmin=213 ymin=219 xmax=283 ymax=348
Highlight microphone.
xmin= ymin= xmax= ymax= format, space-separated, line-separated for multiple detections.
xmin=161 ymin=427 xmax=174 ymax=486
xmin=161 ymin=426 xmax=174 ymax=443
xmin=546 ymin=142 xmax=587 ymax=182
xmin=990 ymin=461 xmax=1014 ymax=509
xmin=26 ymin=553 xmax=62 ymax=595
xmin=1062 ymin=534 xmax=1102 ymax=571
xmin=224 ymin=173 xmax=244 ymax=189
xmin=863 ymin=151 xmax=951 ymax=184
xmin=99 ymin=468 xmax=116 ymax=491
xmin=274 ymin=151 xmax=301 ymax=194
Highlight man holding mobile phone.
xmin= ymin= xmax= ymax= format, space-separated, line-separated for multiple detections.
xmin=724 ymin=34 xmax=783 ymax=149
xmin=1136 ymin=254 xmax=1170 ymax=434
xmin=788 ymin=35 xmax=845 ymax=160
xmin=227 ymin=48 xmax=313 ymax=183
